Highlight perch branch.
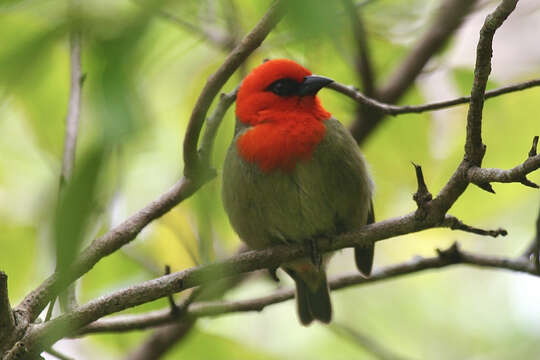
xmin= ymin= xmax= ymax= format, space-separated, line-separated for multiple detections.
xmin=77 ymin=243 xmax=535 ymax=335
xmin=8 ymin=215 xmax=516 ymax=356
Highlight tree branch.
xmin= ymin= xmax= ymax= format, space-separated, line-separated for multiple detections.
xmin=76 ymin=243 xmax=535 ymax=335
xmin=467 ymin=152 xmax=540 ymax=190
xmin=465 ymin=0 xmax=518 ymax=165
xmin=7 ymin=214 xmax=513 ymax=357
xmin=328 ymin=78 xmax=540 ymax=116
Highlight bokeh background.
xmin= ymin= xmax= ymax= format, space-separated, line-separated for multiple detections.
xmin=1 ymin=0 xmax=540 ymax=358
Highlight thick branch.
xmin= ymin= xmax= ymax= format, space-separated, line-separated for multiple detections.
xmin=78 ymin=244 xmax=535 ymax=335
xmin=9 ymin=213 xmax=510 ymax=356
xmin=182 ymin=0 xmax=284 ymax=178
xmin=328 ymin=78 xmax=540 ymax=116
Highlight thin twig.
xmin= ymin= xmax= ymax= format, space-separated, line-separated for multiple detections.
xmin=328 ymin=78 xmax=540 ymax=116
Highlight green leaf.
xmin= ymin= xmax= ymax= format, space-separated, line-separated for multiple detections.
xmin=54 ymin=146 xmax=105 ymax=274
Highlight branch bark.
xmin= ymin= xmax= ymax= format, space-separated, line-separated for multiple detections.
xmin=5 ymin=214 xmax=511 ymax=357
xmin=77 ymin=243 xmax=535 ymax=335
xmin=464 ymin=0 xmax=518 ymax=165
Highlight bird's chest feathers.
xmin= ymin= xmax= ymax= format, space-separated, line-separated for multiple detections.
xmin=237 ymin=117 xmax=326 ymax=172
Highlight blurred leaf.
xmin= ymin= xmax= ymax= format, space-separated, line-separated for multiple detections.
xmin=142 ymin=208 xmax=200 ymax=271
xmin=0 ymin=15 xmax=67 ymax=155
xmin=283 ymin=0 xmax=345 ymax=41
xmin=86 ymin=20 xmax=150 ymax=145
xmin=54 ymin=146 xmax=105 ymax=273
xmin=0 ymin=222 xmax=37 ymax=301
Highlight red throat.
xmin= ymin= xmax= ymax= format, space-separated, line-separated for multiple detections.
xmin=237 ymin=108 xmax=329 ymax=172
xmin=234 ymin=59 xmax=332 ymax=172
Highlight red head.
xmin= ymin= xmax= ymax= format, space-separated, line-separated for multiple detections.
xmin=236 ymin=59 xmax=332 ymax=125
xmin=235 ymin=59 xmax=334 ymax=172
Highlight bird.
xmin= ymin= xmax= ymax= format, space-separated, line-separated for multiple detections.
xmin=222 ymin=59 xmax=374 ymax=325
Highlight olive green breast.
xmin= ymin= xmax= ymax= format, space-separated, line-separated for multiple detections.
xmin=222 ymin=118 xmax=373 ymax=249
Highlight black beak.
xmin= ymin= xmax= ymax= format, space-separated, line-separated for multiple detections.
xmin=298 ymin=75 xmax=334 ymax=96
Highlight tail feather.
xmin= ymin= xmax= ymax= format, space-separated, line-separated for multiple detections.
xmin=286 ymin=269 xmax=332 ymax=326
xmin=355 ymin=200 xmax=375 ymax=277
xmin=354 ymin=244 xmax=374 ymax=277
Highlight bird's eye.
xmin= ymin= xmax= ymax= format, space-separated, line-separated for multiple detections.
xmin=265 ymin=78 xmax=300 ymax=97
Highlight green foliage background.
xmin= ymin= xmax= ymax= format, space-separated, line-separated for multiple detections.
xmin=1 ymin=0 xmax=539 ymax=358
